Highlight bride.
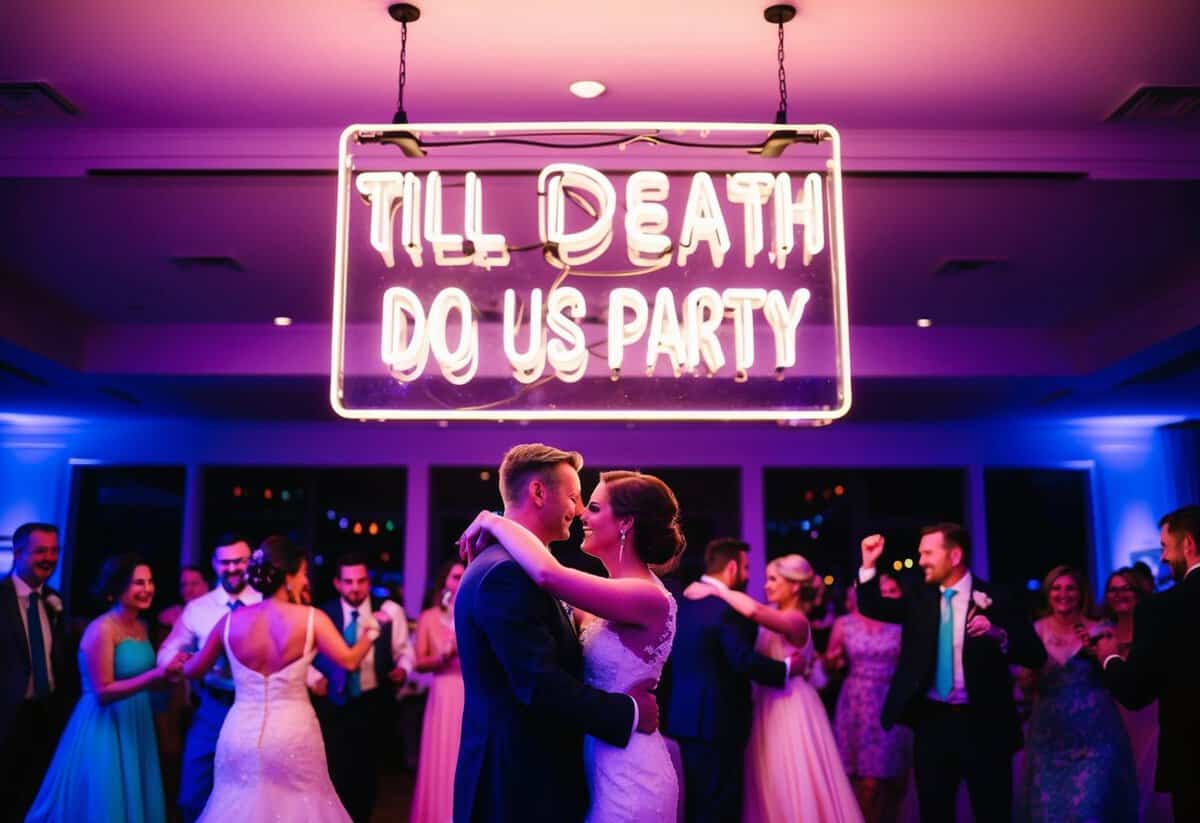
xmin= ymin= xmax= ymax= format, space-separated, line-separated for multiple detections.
xmin=182 ymin=536 xmax=384 ymax=822
xmin=459 ymin=470 xmax=685 ymax=823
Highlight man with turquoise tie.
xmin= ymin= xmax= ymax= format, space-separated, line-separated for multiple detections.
xmin=856 ymin=523 xmax=1046 ymax=823
xmin=311 ymin=552 xmax=413 ymax=823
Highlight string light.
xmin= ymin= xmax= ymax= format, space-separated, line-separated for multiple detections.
xmin=385 ymin=520 xmax=396 ymax=532
xmin=264 ymin=488 xmax=273 ymax=500
xmin=232 ymin=486 xmax=243 ymax=498
xmin=326 ymin=510 xmax=337 ymax=521
xmin=904 ymin=558 xmax=914 ymax=568
xmin=892 ymin=560 xmax=903 ymax=571
xmin=339 ymin=518 xmax=350 ymax=530
xmin=369 ymin=522 xmax=379 ymax=536
xmin=353 ymin=522 xmax=363 ymax=535
xmin=834 ymin=485 xmax=845 ymax=496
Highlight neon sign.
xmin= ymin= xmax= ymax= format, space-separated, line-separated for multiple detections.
xmin=331 ymin=122 xmax=850 ymax=422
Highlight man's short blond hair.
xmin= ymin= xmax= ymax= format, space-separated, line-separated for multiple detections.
xmin=499 ymin=443 xmax=584 ymax=507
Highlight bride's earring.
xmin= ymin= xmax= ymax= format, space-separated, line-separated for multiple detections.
xmin=618 ymin=528 xmax=627 ymax=565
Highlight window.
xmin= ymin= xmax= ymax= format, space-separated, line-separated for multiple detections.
xmin=67 ymin=466 xmax=186 ymax=616
xmin=202 ymin=467 xmax=406 ymax=605
xmin=985 ymin=468 xmax=1091 ymax=599
xmin=764 ymin=468 xmax=966 ymax=590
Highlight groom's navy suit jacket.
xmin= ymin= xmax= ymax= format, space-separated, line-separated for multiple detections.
xmin=453 ymin=545 xmax=635 ymax=823
xmin=857 ymin=573 xmax=1045 ymax=754
xmin=663 ymin=594 xmax=787 ymax=746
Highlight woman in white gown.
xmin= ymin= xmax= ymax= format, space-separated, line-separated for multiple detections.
xmin=182 ymin=536 xmax=384 ymax=823
xmin=459 ymin=470 xmax=685 ymax=823
xmin=694 ymin=554 xmax=863 ymax=823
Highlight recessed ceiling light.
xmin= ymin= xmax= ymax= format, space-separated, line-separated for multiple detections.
xmin=273 ymin=316 xmax=293 ymax=327
xmin=569 ymin=80 xmax=606 ymax=99
xmin=916 ymin=318 xmax=933 ymax=328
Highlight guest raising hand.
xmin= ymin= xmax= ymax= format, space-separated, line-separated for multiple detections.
xmin=855 ymin=527 xmax=1045 ymax=823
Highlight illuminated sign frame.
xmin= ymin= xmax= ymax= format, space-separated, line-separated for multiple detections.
xmin=331 ymin=121 xmax=850 ymax=422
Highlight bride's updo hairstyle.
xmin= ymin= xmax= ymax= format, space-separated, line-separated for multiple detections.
xmin=247 ymin=535 xmax=306 ymax=597
xmin=600 ymin=471 xmax=686 ymax=573
xmin=769 ymin=554 xmax=818 ymax=600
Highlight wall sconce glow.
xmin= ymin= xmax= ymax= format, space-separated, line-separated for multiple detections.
xmin=273 ymin=316 xmax=293 ymax=327
xmin=569 ymin=81 xmax=606 ymax=99
xmin=331 ymin=121 xmax=851 ymax=422
xmin=916 ymin=318 xmax=933 ymax=328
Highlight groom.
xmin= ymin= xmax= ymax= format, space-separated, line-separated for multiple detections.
xmin=453 ymin=443 xmax=659 ymax=822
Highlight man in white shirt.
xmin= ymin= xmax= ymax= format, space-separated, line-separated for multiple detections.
xmin=856 ymin=524 xmax=1045 ymax=823
xmin=157 ymin=534 xmax=261 ymax=823
xmin=310 ymin=553 xmax=413 ymax=823
xmin=1 ymin=522 xmax=73 ymax=823
xmin=1096 ymin=505 xmax=1200 ymax=822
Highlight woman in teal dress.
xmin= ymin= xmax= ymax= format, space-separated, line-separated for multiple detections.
xmin=26 ymin=554 xmax=186 ymax=823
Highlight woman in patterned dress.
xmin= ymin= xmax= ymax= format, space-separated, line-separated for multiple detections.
xmin=825 ymin=574 xmax=912 ymax=823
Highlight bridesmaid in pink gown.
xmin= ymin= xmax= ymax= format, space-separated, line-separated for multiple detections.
xmin=409 ymin=561 xmax=466 ymax=823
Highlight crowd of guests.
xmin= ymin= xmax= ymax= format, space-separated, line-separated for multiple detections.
xmin=0 ymin=522 xmax=466 ymax=823
xmin=1 ymin=498 xmax=1196 ymax=822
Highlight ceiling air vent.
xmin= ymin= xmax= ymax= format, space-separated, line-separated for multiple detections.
xmin=933 ymin=258 xmax=1006 ymax=278
xmin=1119 ymin=349 xmax=1200 ymax=386
xmin=169 ymin=256 xmax=244 ymax=273
xmin=97 ymin=386 xmax=141 ymax=406
xmin=0 ymin=360 xmax=49 ymax=386
xmin=0 ymin=82 xmax=79 ymax=120
xmin=1108 ymin=86 xmax=1200 ymax=124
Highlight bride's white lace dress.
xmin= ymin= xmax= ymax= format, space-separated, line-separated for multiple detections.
xmin=580 ymin=580 xmax=679 ymax=823
xmin=197 ymin=607 xmax=351 ymax=822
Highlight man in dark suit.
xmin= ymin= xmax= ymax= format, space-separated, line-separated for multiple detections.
xmin=311 ymin=552 xmax=413 ymax=823
xmin=453 ymin=443 xmax=659 ymax=823
xmin=663 ymin=538 xmax=804 ymax=823
xmin=1097 ymin=504 xmax=1200 ymax=821
xmin=856 ymin=524 xmax=1045 ymax=823
xmin=0 ymin=522 xmax=75 ymax=823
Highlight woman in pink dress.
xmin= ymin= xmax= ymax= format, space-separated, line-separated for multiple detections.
xmin=409 ymin=560 xmax=466 ymax=823
xmin=825 ymin=576 xmax=912 ymax=823
xmin=697 ymin=554 xmax=863 ymax=823
xmin=1104 ymin=567 xmax=1172 ymax=821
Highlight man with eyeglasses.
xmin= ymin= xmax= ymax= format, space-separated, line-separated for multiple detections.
xmin=157 ymin=534 xmax=263 ymax=822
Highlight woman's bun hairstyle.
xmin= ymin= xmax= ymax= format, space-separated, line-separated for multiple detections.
xmin=94 ymin=552 xmax=148 ymax=606
xmin=247 ymin=535 xmax=305 ymax=597
xmin=600 ymin=471 xmax=686 ymax=573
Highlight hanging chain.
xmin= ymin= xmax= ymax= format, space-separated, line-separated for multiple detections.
xmin=776 ymin=21 xmax=789 ymax=123
xmin=397 ymin=20 xmax=408 ymax=116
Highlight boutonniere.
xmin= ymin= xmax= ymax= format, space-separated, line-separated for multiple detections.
xmin=43 ymin=592 xmax=63 ymax=619
xmin=971 ymin=590 xmax=992 ymax=611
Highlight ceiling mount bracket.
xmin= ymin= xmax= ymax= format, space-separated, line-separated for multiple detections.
xmin=388 ymin=3 xmax=420 ymax=23
xmin=763 ymin=4 xmax=796 ymax=25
